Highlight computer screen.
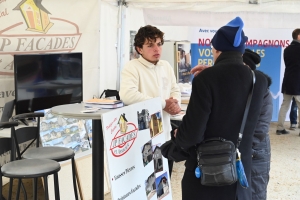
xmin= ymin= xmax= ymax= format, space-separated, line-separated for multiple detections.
xmin=14 ymin=52 xmax=83 ymax=114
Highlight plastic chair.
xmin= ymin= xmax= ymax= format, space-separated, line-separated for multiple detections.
xmin=0 ymin=100 xmax=14 ymax=123
xmin=0 ymin=121 xmax=61 ymax=200
xmin=12 ymin=113 xmax=80 ymax=200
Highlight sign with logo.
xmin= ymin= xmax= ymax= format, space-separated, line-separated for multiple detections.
xmin=101 ymin=98 xmax=172 ymax=200
xmin=0 ymin=0 xmax=99 ymax=119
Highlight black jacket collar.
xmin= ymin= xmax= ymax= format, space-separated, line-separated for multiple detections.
xmin=291 ymin=40 xmax=300 ymax=46
xmin=214 ymin=51 xmax=244 ymax=66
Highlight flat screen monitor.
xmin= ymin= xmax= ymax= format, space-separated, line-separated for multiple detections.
xmin=14 ymin=52 xmax=83 ymax=115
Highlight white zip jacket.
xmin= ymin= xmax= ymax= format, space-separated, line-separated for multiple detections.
xmin=120 ymin=56 xmax=181 ymax=141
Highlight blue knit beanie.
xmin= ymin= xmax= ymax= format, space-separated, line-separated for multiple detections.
xmin=211 ymin=17 xmax=248 ymax=53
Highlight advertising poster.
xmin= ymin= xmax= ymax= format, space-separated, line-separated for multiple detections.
xmin=189 ymin=27 xmax=292 ymax=121
xmin=176 ymin=42 xmax=192 ymax=84
xmin=130 ymin=31 xmax=139 ymax=60
xmin=101 ymin=98 xmax=172 ymax=200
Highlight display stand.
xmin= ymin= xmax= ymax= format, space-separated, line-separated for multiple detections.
xmin=101 ymin=98 xmax=173 ymax=200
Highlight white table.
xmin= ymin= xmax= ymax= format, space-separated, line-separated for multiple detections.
xmin=51 ymin=103 xmax=112 ymax=200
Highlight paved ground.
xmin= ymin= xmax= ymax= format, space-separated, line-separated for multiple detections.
xmin=2 ymin=178 xmax=44 ymax=200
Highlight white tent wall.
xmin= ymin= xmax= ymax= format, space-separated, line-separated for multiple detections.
xmin=99 ymin=2 xmax=119 ymax=93
xmin=122 ymin=0 xmax=300 ymax=15
xmin=99 ymin=1 xmax=147 ymax=91
xmin=99 ymin=1 xmax=145 ymax=91
xmin=124 ymin=6 xmax=146 ymax=64
xmin=143 ymin=9 xmax=300 ymax=29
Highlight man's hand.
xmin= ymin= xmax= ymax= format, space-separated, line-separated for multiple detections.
xmin=191 ymin=64 xmax=210 ymax=77
xmin=164 ymin=97 xmax=181 ymax=115
xmin=174 ymin=129 xmax=177 ymax=138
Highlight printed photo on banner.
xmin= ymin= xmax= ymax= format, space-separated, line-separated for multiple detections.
xmin=141 ymin=140 xmax=153 ymax=167
xmin=149 ymin=111 xmax=163 ymax=137
xmin=155 ymin=172 xmax=170 ymax=200
xmin=152 ymin=144 xmax=163 ymax=173
xmin=145 ymin=172 xmax=156 ymax=200
xmin=137 ymin=109 xmax=150 ymax=130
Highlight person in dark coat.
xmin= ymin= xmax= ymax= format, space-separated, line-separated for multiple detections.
xmin=243 ymin=49 xmax=272 ymax=200
xmin=276 ymin=28 xmax=300 ymax=135
xmin=170 ymin=17 xmax=269 ymax=200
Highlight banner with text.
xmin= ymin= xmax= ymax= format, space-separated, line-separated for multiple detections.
xmin=101 ymin=98 xmax=172 ymax=200
xmin=188 ymin=27 xmax=292 ymax=121
xmin=0 ymin=0 xmax=99 ymax=118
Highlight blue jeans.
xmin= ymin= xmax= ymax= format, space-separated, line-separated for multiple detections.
xmin=290 ymin=97 xmax=298 ymax=125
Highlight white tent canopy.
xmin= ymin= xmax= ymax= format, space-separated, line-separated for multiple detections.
xmin=99 ymin=0 xmax=299 ymax=93
xmin=103 ymin=0 xmax=300 ymax=14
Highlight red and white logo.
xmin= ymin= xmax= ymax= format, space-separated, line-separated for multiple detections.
xmin=110 ymin=123 xmax=138 ymax=157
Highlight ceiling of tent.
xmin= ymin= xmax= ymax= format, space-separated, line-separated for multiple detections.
xmin=104 ymin=0 xmax=300 ymax=13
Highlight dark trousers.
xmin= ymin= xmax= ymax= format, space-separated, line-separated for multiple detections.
xmin=290 ymin=97 xmax=298 ymax=125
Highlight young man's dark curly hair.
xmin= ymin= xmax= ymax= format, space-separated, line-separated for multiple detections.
xmin=134 ymin=25 xmax=164 ymax=55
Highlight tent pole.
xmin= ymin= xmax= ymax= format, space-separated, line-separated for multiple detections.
xmin=116 ymin=0 xmax=127 ymax=91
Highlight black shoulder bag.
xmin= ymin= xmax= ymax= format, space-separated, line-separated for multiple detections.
xmin=195 ymin=70 xmax=255 ymax=187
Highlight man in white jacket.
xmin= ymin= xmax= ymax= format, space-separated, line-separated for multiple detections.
xmin=119 ymin=25 xmax=181 ymax=176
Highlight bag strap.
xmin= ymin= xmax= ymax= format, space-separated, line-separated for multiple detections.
xmin=202 ymin=137 xmax=226 ymax=143
xmin=99 ymin=90 xmax=107 ymax=99
xmin=236 ymin=70 xmax=256 ymax=149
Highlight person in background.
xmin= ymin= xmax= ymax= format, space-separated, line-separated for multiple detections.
xmin=289 ymin=97 xmax=298 ymax=130
xmin=179 ymin=49 xmax=186 ymax=69
xmin=276 ymin=29 xmax=300 ymax=135
xmin=243 ymin=49 xmax=272 ymax=200
xmin=170 ymin=17 xmax=269 ymax=200
xmin=119 ymin=25 xmax=181 ymax=177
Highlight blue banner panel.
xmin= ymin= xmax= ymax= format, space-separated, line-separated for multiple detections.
xmin=191 ymin=43 xmax=282 ymax=121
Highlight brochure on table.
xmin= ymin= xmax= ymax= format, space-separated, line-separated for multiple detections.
xmin=101 ymin=97 xmax=172 ymax=200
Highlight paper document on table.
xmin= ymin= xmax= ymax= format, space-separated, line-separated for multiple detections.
xmin=85 ymin=98 xmax=123 ymax=105
xmin=80 ymin=108 xmax=101 ymax=113
xmin=171 ymin=111 xmax=185 ymax=116
xmin=85 ymin=102 xmax=124 ymax=109
xmin=171 ymin=111 xmax=185 ymax=121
